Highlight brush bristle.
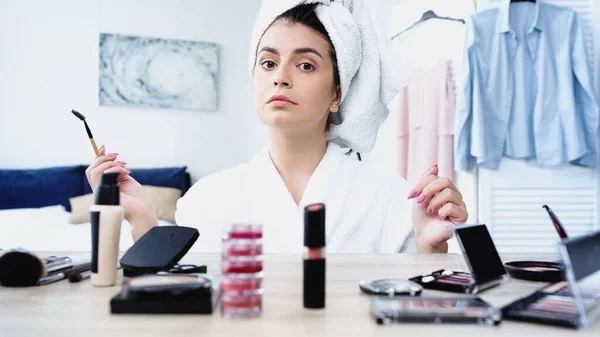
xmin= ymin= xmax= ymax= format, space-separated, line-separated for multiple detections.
xmin=0 ymin=251 xmax=46 ymax=287
xmin=71 ymin=109 xmax=86 ymax=121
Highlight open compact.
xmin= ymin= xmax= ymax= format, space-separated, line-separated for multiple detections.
xmin=409 ymin=269 xmax=478 ymax=294
xmin=502 ymin=231 xmax=600 ymax=329
xmin=370 ymin=296 xmax=501 ymax=326
xmin=410 ymin=224 xmax=508 ymax=294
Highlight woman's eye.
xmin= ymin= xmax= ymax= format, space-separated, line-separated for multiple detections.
xmin=299 ymin=63 xmax=314 ymax=71
xmin=261 ymin=61 xmax=276 ymax=69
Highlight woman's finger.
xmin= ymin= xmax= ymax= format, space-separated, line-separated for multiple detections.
xmin=104 ymin=166 xmax=131 ymax=181
xmin=427 ymin=188 xmax=463 ymax=215
xmin=85 ymin=153 xmax=119 ymax=179
xmin=421 ymin=164 xmax=439 ymax=177
xmin=87 ymin=152 xmax=119 ymax=173
xmin=420 ymin=177 xmax=461 ymax=202
xmin=90 ymin=160 xmax=127 ymax=183
xmin=408 ymin=174 xmax=439 ymax=200
xmin=438 ymin=203 xmax=468 ymax=223
xmin=408 ymin=165 xmax=439 ymax=199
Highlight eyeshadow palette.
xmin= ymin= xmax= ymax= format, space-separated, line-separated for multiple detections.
xmin=370 ymin=296 xmax=501 ymax=325
xmin=409 ymin=269 xmax=476 ymax=294
xmin=410 ymin=224 xmax=507 ymax=294
xmin=503 ymin=230 xmax=600 ymax=329
xmin=502 ymin=281 xmax=581 ymax=328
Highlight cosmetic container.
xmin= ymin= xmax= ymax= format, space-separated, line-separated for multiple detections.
xmin=303 ymin=203 xmax=326 ymax=309
xmin=90 ymin=172 xmax=124 ymax=287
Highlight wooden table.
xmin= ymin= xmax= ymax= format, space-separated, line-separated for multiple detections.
xmin=1 ymin=253 xmax=597 ymax=336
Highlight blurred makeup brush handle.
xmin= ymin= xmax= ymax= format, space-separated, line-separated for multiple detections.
xmin=90 ymin=138 xmax=101 ymax=157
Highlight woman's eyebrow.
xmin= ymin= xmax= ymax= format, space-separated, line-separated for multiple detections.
xmin=292 ymin=47 xmax=323 ymax=59
xmin=258 ymin=46 xmax=323 ymax=60
xmin=258 ymin=46 xmax=278 ymax=55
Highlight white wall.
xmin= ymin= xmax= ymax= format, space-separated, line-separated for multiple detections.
xmin=0 ymin=0 xmax=261 ymax=182
xmin=0 ymin=0 xmax=473 ymax=188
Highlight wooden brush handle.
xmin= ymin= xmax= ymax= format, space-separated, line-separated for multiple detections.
xmin=90 ymin=138 xmax=101 ymax=158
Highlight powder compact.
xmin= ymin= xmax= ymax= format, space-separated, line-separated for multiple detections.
xmin=410 ymin=224 xmax=508 ymax=294
xmin=110 ymin=274 xmax=221 ymax=314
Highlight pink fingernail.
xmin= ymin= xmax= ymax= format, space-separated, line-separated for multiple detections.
xmin=426 ymin=206 xmax=433 ymax=214
xmin=407 ymin=190 xmax=417 ymax=199
xmin=126 ymin=169 xmax=131 ymax=173
xmin=416 ymin=193 xmax=426 ymax=203
xmin=107 ymin=153 xmax=119 ymax=157
xmin=116 ymin=161 xmax=127 ymax=166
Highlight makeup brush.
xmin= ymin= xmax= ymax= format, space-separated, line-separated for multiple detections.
xmin=71 ymin=109 xmax=101 ymax=158
xmin=0 ymin=251 xmax=48 ymax=287
xmin=542 ymin=205 xmax=569 ymax=239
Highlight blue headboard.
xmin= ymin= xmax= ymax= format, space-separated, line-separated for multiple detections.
xmin=0 ymin=165 xmax=192 ymax=211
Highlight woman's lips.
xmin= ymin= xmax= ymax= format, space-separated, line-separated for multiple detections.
xmin=268 ymin=100 xmax=296 ymax=107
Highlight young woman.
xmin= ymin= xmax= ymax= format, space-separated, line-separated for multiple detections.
xmin=86 ymin=2 xmax=467 ymax=254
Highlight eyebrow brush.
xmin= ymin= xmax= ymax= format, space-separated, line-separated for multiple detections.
xmin=71 ymin=109 xmax=101 ymax=158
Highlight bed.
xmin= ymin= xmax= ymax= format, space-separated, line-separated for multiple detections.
xmin=0 ymin=165 xmax=191 ymax=252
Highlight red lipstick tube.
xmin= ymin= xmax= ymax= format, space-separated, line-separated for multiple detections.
xmin=303 ymin=203 xmax=326 ymax=309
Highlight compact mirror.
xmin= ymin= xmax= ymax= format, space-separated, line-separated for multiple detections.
xmin=359 ymin=279 xmax=423 ymax=296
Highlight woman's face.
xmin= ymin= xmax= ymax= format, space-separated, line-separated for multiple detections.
xmin=253 ymin=21 xmax=341 ymax=133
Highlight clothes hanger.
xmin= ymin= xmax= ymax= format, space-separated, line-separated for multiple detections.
xmin=391 ymin=10 xmax=465 ymax=40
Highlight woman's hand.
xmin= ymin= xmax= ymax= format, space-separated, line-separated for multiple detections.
xmin=85 ymin=145 xmax=158 ymax=240
xmin=408 ymin=165 xmax=468 ymax=253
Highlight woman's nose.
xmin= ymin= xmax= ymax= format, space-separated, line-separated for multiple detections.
xmin=273 ymin=79 xmax=290 ymax=87
xmin=272 ymin=67 xmax=291 ymax=87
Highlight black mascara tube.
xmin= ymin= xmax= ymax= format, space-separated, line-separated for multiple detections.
xmin=303 ymin=203 xmax=326 ymax=309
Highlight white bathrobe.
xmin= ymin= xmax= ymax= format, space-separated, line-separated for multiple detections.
xmin=175 ymin=143 xmax=413 ymax=254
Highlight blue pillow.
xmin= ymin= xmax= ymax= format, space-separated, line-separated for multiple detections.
xmin=83 ymin=166 xmax=190 ymax=196
xmin=0 ymin=166 xmax=85 ymax=211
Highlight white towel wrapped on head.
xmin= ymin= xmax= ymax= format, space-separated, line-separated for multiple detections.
xmin=249 ymin=0 xmax=410 ymax=153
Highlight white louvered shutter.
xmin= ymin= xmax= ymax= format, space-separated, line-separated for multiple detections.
xmin=478 ymin=0 xmax=599 ymax=254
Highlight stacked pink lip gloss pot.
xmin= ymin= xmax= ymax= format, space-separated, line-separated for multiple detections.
xmin=220 ymin=224 xmax=264 ymax=318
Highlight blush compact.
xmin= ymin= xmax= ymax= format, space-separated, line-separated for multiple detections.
xmin=503 ymin=260 xmax=564 ymax=282
xmin=502 ymin=205 xmax=568 ymax=283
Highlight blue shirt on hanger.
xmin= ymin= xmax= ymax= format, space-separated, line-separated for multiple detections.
xmin=455 ymin=0 xmax=599 ymax=171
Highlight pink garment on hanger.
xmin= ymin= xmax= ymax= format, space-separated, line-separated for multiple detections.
xmin=396 ymin=59 xmax=455 ymax=185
